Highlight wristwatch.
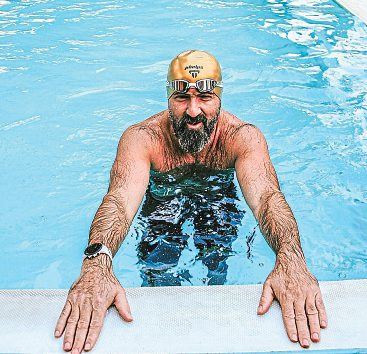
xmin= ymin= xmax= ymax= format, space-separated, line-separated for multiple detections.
xmin=83 ymin=243 xmax=113 ymax=261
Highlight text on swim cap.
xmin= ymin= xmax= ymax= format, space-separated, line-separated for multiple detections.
xmin=185 ymin=65 xmax=204 ymax=79
xmin=184 ymin=65 xmax=204 ymax=70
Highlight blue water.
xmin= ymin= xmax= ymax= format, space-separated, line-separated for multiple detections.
xmin=1 ymin=0 xmax=366 ymax=289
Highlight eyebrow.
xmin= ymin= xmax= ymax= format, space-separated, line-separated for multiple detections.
xmin=172 ymin=93 xmax=190 ymax=98
xmin=198 ymin=92 xmax=214 ymax=96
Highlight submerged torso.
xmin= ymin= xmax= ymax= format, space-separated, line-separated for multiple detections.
xmin=149 ymin=165 xmax=235 ymax=200
xmin=136 ymin=111 xmax=248 ymax=287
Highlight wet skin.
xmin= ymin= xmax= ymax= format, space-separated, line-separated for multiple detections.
xmin=55 ymin=88 xmax=327 ymax=352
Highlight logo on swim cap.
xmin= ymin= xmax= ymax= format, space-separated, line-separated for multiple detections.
xmin=167 ymin=50 xmax=222 ymax=99
xmin=185 ymin=65 xmax=204 ymax=78
xmin=189 ymin=70 xmax=199 ymax=78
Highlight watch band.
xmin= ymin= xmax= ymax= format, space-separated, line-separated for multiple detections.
xmin=83 ymin=243 xmax=113 ymax=261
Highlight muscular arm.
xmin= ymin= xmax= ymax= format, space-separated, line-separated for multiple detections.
xmin=55 ymin=126 xmax=151 ymax=353
xmin=234 ymin=125 xmax=327 ymax=348
xmin=235 ymin=125 xmax=304 ymax=262
xmin=88 ymin=127 xmax=151 ymax=259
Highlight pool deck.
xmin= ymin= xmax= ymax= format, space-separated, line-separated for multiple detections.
xmin=0 ymin=279 xmax=366 ymax=353
xmin=335 ymin=0 xmax=367 ymax=24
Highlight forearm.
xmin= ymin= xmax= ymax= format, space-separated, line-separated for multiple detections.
xmin=257 ymin=190 xmax=306 ymax=265
xmin=87 ymin=192 xmax=131 ymax=263
xmin=57 ymin=193 xmax=134 ymax=353
xmin=256 ymin=191 xmax=327 ymax=348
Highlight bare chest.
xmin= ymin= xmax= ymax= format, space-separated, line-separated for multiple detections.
xmin=151 ymin=139 xmax=235 ymax=174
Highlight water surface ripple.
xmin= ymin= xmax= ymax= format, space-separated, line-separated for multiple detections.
xmin=1 ymin=0 xmax=366 ymax=288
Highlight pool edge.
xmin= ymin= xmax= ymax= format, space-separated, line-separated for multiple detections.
xmin=334 ymin=0 xmax=367 ymax=24
xmin=1 ymin=279 xmax=366 ymax=353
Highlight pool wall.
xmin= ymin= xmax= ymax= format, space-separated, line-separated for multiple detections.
xmin=1 ymin=279 xmax=366 ymax=353
xmin=334 ymin=0 xmax=367 ymax=24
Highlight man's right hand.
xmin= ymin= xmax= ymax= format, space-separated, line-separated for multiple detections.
xmin=54 ymin=256 xmax=133 ymax=353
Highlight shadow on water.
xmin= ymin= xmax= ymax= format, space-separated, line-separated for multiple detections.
xmin=136 ymin=166 xmax=246 ymax=286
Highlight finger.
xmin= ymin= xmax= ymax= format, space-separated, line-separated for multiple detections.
xmin=55 ymin=300 xmax=72 ymax=338
xmin=84 ymin=308 xmax=106 ymax=351
xmin=63 ymin=306 xmax=80 ymax=351
xmin=72 ymin=304 xmax=92 ymax=353
xmin=316 ymin=292 xmax=328 ymax=328
xmin=257 ymin=281 xmax=274 ymax=315
xmin=114 ymin=288 xmax=133 ymax=322
xmin=306 ymin=294 xmax=320 ymax=342
xmin=281 ymin=300 xmax=298 ymax=343
xmin=294 ymin=299 xmax=311 ymax=348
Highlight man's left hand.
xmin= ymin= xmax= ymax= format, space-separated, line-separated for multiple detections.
xmin=257 ymin=257 xmax=328 ymax=348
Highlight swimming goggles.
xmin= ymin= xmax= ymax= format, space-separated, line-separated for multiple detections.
xmin=166 ymin=79 xmax=223 ymax=94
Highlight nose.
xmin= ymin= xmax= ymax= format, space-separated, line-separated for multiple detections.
xmin=186 ymin=96 xmax=202 ymax=117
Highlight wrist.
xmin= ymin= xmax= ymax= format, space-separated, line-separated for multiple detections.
xmin=84 ymin=242 xmax=113 ymax=260
xmin=82 ymin=253 xmax=113 ymax=272
xmin=276 ymin=247 xmax=307 ymax=268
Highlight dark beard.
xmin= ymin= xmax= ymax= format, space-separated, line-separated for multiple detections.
xmin=169 ymin=109 xmax=220 ymax=154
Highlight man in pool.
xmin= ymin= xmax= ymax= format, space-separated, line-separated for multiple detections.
xmin=55 ymin=50 xmax=328 ymax=352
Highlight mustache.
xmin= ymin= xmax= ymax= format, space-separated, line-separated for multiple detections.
xmin=181 ymin=113 xmax=207 ymax=125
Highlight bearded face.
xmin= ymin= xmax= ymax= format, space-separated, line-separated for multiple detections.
xmin=169 ymin=108 xmax=220 ymax=154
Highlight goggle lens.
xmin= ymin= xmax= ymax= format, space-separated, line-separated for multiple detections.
xmin=196 ymin=79 xmax=214 ymax=92
xmin=172 ymin=80 xmax=188 ymax=92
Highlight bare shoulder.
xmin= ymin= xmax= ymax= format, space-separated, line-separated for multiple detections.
xmin=121 ymin=111 xmax=165 ymax=142
xmin=116 ymin=111 xmax=166 ymax=157
xmin=221 ymin=111 xmax=268 ymax=156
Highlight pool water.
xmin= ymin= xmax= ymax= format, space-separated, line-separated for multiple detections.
xmin=1 ymin=0 xmax=366 ymax=289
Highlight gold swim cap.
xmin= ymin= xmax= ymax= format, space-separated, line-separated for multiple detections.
xmin=167 ymin=50 xmax=223 ymax=99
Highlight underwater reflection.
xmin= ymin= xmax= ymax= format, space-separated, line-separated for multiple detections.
xmin=136 ymin=167 xmax=245 ymax=286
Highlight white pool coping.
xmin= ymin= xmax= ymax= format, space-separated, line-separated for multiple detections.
xmin=0 ymin=279 xmax=366 ymax=353
xmin=334 ymin=0 xmax=367 ymax=24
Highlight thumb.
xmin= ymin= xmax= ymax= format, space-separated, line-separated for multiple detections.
xmin=257 ymin=281 xmax=274 ymax=315
xmin=114 ymin=287 xmax=133 ymax=322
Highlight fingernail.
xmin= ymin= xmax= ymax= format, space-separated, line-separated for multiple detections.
xmin=257 ymin=305 xmax=263 ymax=313
xmin=85 ymin=343 xmax=91 ymax=351
xmin=291 ymin=334 xmax=298 ymax=342
xmin=313 ymin=332 xmax=319 ymax=341
xmin=54 ymin=330 xmax=60 ymax=337
xmin=321 ymin=320 xmax=327 ymax=327
xmin=303 ymin=339 xmax=309 ymax=347
xmin=72 ymin=349 xmax=79 ymax=354
xmin=64 ymin=342 xmax=71 ymax=350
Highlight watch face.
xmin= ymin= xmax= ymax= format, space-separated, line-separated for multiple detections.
xmin=84 ymin=243 xmax=103 ymax=256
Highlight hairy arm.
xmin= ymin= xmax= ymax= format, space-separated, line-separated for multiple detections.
xmin=234 ymin=124 xmax=327 ymax=348
xmin=88 ymin=127 xmax=151 ymax=260
xmin=55 ymin=126 xmax=151 ymax=353
xmin=235 ymin=128 xmax=304 ymax=263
